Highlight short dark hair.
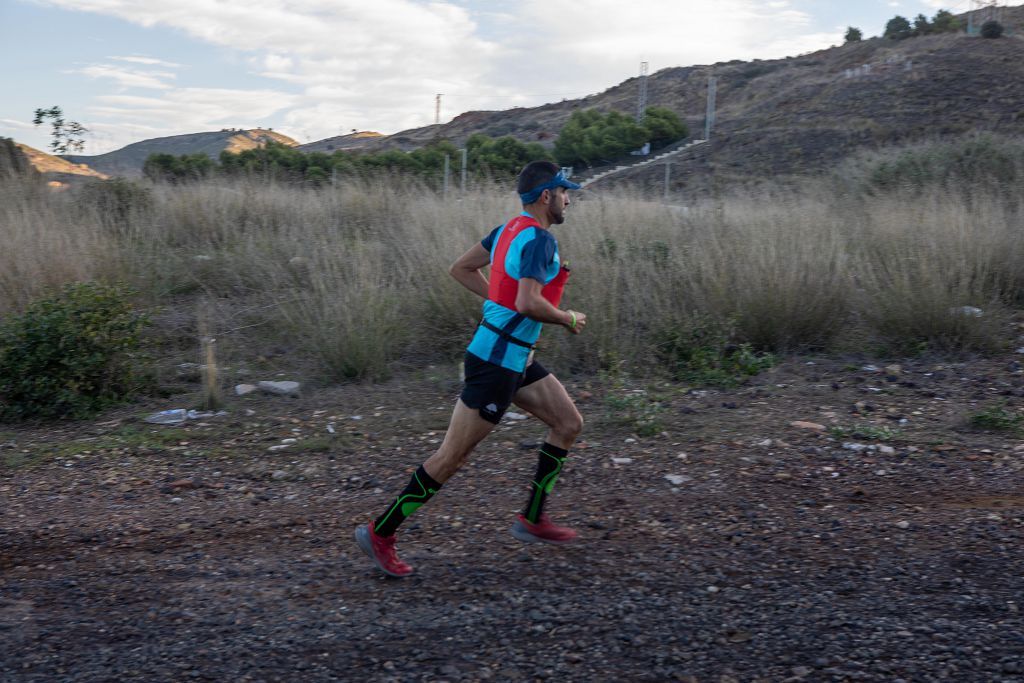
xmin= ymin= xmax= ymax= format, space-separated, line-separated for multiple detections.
xmin=517 ymin=160 xmax=560 ymax=195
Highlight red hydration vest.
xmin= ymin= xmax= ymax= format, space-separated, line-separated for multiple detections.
xmin=487 ymin=214 xmax=570 ymax=311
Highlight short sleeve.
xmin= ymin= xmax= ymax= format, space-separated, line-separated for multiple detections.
xmin=480 ymin=225 xmax=502 ymax=252
xmin=518 ymin=231 xmax=557 ymax=282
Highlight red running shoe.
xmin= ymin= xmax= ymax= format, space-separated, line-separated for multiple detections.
xmin=510 ymin=514 xmax=578 ymax=544
xmin=355 ymin=521 xmax=414 ymax=577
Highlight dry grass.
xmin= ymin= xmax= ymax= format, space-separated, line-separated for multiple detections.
xmin=1 ymin=171 xmax=1021 ymax=382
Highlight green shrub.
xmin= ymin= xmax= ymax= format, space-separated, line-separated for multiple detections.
xmin=844 ymin=27 xmax=863 ymax=43
xmin=0 ymin=282 xmax=149 ymax=420
xmin=931 ymin=10 xmax=961 ymax=33
xmin=884 ymin=15 xmax=913 ymax=40
xmin=655 ymin=316 xmax=774 ymax=387
xmin=981 ymin=20 xmax=1004 ymax=39
xmin=841 ymin=134 xmax=1023 ymax=196
xmin=968 ymin=403 xmax=1021 ymax=431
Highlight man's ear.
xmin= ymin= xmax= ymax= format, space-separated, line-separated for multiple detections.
xmin=541 ymin=188 xmax=552 ymax=204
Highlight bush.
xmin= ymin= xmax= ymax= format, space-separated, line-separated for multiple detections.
xmin=839 ymin=134 xmax=1023 ymax=196
xmin=884 ymin=15 xmax=913 ymax=40
xmin=643 ymin=107 xmax=688 ymax=149
xmin=981 ymin=20 xmax=1003 ymax=39
xmin=0 ymin=282 xmax=149 ymax=420
xmin=844 ymin=27 xmax=863 ymax=43
xmin=913 ymin=14 xmax=932 ymax=36
xmin=968 ymin=403 xmax=1022 ymax=432
xmin=931 ymin=10 xmax=961 ymax=33
xmin=655 ymin=315 xmax=774 ymax=387
xmin=143 ymin=153 xmax=214 ymax=183
xmin=554 ymin=107 xmax=686 ymax=167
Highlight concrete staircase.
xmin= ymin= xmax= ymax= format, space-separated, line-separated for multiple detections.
xmin=577 ymin=138 xmax=708 ymax=189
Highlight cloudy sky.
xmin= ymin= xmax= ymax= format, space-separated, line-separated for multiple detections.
xmin=2 ymin=0 xmax=968 ymax=154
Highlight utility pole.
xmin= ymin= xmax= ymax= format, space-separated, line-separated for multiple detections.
xmin=663 ymin=162 xmax=671 ymax=202
xmin=636 ymin=61 xmax=649 ymax=122
xmin=443 ymin=153 xmax=450 ymax=197
xmin=704 ymin=76 xmax=717 ymax=140
xmin=435 ymin=94 xmax=443 ymax=125
xmin=460 ymin=147 xmax=467 ymax=194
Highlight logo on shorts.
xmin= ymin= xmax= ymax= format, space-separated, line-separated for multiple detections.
xmin=485 ymin=403 xmax=498 ymax=414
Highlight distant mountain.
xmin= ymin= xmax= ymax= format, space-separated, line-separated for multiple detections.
xmin=66 ymin=128 xmax=299 ymax=178
xmin=295 ymin=4 xmax=1024 ymax=195
xmin=15 ymin=142 xmax=108 ymax=183
xmin=299 ymin=130 xmax=384 ymax=153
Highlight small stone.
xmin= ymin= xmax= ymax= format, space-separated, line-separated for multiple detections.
xmin=706 ymin=585 xmax=719 ymax=593
xmin=505 ymin=411 xmax=528 ymax=421
xmin=895 ymin=520 xmax=910 ymax=529
xmin=664 ymin=474 xmax=691 ymax=485
xmin=235 ymin=383 xmax=258 ymax=396
xmin=272 ymin=470 xmax=289 ymax=480
xmin=258 ymin=380 xmax=301 ymax=397
xmin=170 ymin=497 xmax=183 ymax=504
xmin=268 ymin=444 xmax=290 ymax=452
xmin=175 ymin=363 xmax=202 ymax=382
xmin=611 ymin=457 xmax=633 ymax=464
xmin=884 ymin=364 xmax=902 ymax=376
xmin=878 ymin=445 xmax=896 ymax=455
xmin=791 ymin=666 xmax=812 ymax=678
xmin=789 ymin=421 xmax=826 ymax=431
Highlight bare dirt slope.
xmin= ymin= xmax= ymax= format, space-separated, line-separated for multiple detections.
xmin=2 ymin=352 xmax=1022 ymax=682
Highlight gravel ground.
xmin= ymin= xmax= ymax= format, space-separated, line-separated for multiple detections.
xmin=2 ymin=355 xmax=1023 ymax=682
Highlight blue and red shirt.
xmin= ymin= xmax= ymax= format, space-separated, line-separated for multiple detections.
xmin=467 ymin=212 xmax=564 ymax=372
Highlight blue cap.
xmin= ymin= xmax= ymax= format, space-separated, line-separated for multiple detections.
xmin=519 ymin=169 xmax=581 ymax=204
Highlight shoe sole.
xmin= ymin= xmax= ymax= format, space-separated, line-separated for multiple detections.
xmin=354 ymin=525 xmax=412 ymax=578
xmin=510 ymin=521 xmax=576 ymax=545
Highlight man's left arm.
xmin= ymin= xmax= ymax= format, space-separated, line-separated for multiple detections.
xmin=449 ymin=243 xmax=491 ymax=299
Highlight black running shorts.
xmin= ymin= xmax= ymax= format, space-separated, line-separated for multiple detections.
xmin=460 ymin=351 xmax=549 ymax=424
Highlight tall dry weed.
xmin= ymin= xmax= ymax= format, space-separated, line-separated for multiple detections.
xmin=2 ymin=172 xmax=1021 ymax=379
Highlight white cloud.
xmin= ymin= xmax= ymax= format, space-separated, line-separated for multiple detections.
xmin=75 ymin=63 xmax=176 ymax=89
xmin=111 ymin=55 xmax=182 ymax=68
xmin=0 ymin=118 xmax=36 ymax=132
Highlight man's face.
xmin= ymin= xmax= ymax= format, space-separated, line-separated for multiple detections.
xmin=547 ymin=186 xmax=570 ymax=225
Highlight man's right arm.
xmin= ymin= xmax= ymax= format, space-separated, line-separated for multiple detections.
xmin=449 ymin=243 xmax=491 ymax=299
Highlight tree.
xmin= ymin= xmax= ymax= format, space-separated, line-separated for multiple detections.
xmin=844 ymin=26 xmax=863 ymax=43
xmin=554 ymin=108 xmax=679 ymax=167
xmin=913 ymin=14 xmax=932 ymax=35
xmin=931 ymin=10 xmax=961 ymax=33
xmin=981 ymin=20 xmax=1004 ymax=39
xmin=143 ymin=152 xmax=214 ymax=183
xmin=884 ymin=15 xmax=913 ymax=40
xmin=32 ymin=106 xmax=89 ymax=155
xmin=642 ymin=107 xmax=687 ymax=149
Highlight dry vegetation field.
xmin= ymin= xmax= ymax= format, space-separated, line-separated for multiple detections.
xmin=3 ymin=148 xmax=1023 ymax=384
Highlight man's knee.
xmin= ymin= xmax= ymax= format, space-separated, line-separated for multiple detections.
xmin=558 ymin=410 xmax=584 ymax=440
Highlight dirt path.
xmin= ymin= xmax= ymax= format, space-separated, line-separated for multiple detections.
xmin=2 ymin=356 xmax=1023 ymax=682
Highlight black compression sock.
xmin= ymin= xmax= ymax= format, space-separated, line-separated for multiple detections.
xmin=523 ymin=442 xmax=569 ymax=523
xmin=373 ymin=465 xmax=442 ymax=537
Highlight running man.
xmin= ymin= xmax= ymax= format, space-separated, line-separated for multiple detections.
xmin=355 ymin=160 xmax=587 ymax=577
